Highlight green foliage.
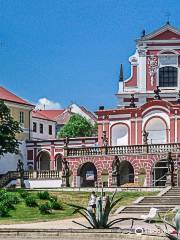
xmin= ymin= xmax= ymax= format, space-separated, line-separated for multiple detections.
xmin=25 ymin=195 xmax=38 ymax=207
xmin=50 ymin=199 xmax=62 ymax=210
xmin=69 ymin=190 xmax=128 ymax=229
xmin=58 ymin=114 xmax=96 ymax=138
xmin=0 ymin=190 xmax=20 ymax=205
xmin=39 ymin=202 xmax=52 ymax=214
xmin=19 ymin=190 xmax=29 ymax=199
xmin=0 ymin=190 xmax=20 ymax=215
xmin=37 ymin=191 xmax=50 ymax=200
xmin=0 ymin=203 xmax=10 ymax=217
xmin=0 ymin=100 xmax=22 ymax=156
xmin=49 ymin=195 xmax=58 ymax=202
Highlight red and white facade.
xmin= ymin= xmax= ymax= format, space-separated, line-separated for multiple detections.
xmin=27 ymin=23 xmax=180 ymax=188
xmin=117 ymin=23 xmax=180 ymax=107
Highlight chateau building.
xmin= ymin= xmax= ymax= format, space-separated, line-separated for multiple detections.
xmin=24 ymin=23 xmax=180 ymax=188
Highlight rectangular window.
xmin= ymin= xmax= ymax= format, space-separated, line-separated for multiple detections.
xmin=40 ymin=123 xmax=43 ymax=134
xmin=19 ymin=112 xmax=24 ymax=124
xmin=33 ymin=122 xmax=37 ymax=132
xmin=49 ymin=125 xmax=52 ymax=135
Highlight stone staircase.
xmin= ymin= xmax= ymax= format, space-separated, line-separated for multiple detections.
xmin=119 ymin=187 xmax=180 ymax=214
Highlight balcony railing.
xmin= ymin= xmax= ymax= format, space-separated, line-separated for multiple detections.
xmin=66 ymin=143 xmax=180 ymax=157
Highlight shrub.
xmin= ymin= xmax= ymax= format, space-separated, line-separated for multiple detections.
xmin=37 ymin=191 xmax=50 ymax=200
xmin=19 ymin=190 xmax=29 ymax=199
xmin=0 ymin=203 xmax=10 ymax=217
xmin=0 ymin=191 xmax=20 ymax=210
xmin=39 ymin=202 xmax=52 ymax=214
xmin=25 ymin=196 xmax=38 ymax=207
xmin=2 ymin=198 xmax=17 ymax=210
xmin=50 ymin=200 xmax=62 ymax=210
xmin=7 ymin=194 xmax=20 ymax=205
xmin=49 ymin=195 xmax=57 ymax=202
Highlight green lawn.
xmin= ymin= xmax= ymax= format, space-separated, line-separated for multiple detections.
xmin=0 ymin=190 xmax=158 ymax=224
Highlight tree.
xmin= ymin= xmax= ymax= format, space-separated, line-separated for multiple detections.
xmin=58 ymin=114 xmax=97 ymax=138
xmin=0 ymin=100 xmax=22 ymax=156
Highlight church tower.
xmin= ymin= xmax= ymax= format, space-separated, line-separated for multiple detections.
xmin=117 ymin=22 xmax=180 ymax=107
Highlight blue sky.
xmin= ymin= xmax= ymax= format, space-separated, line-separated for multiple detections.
xmin=0 ymin=0 xmax=180 ymax=111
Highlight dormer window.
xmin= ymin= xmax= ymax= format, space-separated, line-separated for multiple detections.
xmin=159 ymin=66 xmax=177 ymax=87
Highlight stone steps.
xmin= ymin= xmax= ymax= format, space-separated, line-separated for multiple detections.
xmin=120 ymin=187 xmax=180 ymax=214
xmin=120 ymin=206 xmax=172 ymax=214
xmin=138 ymin=196 xmax=180 ymax=205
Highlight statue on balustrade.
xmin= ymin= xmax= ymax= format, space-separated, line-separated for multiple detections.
xmin=62 ymin=158 xmax=70 ymax=187
xmin=167 ymin=152 xmax=175 ymax=187
xmin=112 ymin=156 xmax=120 ymax=186
xmin=62 ymin=158 xmax=70 ymax=177
xmin=102 ymin=131 xmax=108 ymax=147
xmin=142 ymin=130 xmax=149 ymax=145
xmin=16 ymin=159 xmax=25 ymax=188
xmin=64 ymin=137 xmax=69 ymax=148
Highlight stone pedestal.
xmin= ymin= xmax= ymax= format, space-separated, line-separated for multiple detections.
xmin=62 ymin=175 xmax=70 ymax=187
xmin=112 ymin=174 xmax=120 ymax=187
xmin=16 ymin=178 xmax=25 ymax=188
xmin=16 ymin=178 xmax=21 ymax=189
xmin=165 ymin=173 xmax=171 ymax=186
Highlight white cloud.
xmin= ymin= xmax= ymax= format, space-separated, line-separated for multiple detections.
xmin=36 ymin=98 xmax=62 ymax=110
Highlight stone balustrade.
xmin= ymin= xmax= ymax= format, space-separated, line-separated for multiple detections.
xmin=66 ymin=142 xmax=180 ymax=157
xmin=0 ymin=170 xmax=62 ymax=188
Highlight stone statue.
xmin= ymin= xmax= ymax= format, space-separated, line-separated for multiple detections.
xmin=62 ymin=158 xmax=70 ymax=187
xmin=129 ymin=94 xmax=136 ymax=108
xmin=101 ymin=131 xmax=108 ymax=147
xmin=154 ymin=86 xmax=161 ymax=100
xmin=142 ymin=130 xmax=149 ymax=145
xmin=64 ymin=137 xmax=69 ymax=147
xmin=112 ymin=156 xmax=120 ymax=175
xmin=16 ymin=159 xmax=25 ymax=188
xmin=62 ymin=158 xmax=70 ymax=177
xmin=17 ymin=159 xmax=24 ymax=179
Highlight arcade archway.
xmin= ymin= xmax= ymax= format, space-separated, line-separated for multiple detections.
xmin=119 ymin=161 xmax=134 ymax=186
xmin=55 ymin=154 xmax=62 ymax=171
xmin=152 ymin=159 xmax=169 ymax=186
xmin=37 ymin=151 xmax=51 ymax=170
xmin=77 ymin=162 xmax=97 ymax=187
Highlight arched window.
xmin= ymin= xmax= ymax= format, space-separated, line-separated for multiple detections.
xmin=159 ymin=66 xmax=177 ymax=87
xmin=145 ymin=117 xmax=167 ymax=144
xmin=111 ymin=124 xmax=129 ymax=146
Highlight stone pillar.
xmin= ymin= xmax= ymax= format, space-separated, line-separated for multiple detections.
xmin=98 ymin=123 xmax=103 ymax=146
xmin=50 ymin=145 xmax=55 ymax=170
xmin=170 ymin=117 xmax=175 ymax=143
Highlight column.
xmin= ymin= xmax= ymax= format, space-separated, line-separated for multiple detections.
xmin=170 ymin=117 xmax=175 ymax=143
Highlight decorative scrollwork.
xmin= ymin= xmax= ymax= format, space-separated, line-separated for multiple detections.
xmin=147 ymin=55 xmax=158 ymax=86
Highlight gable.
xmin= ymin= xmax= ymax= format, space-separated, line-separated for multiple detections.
xmin=150 ymin=30 xmax=180 ymax=40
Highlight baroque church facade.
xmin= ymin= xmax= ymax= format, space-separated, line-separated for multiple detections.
xmin=27 ymin=23 xmax=180 ymax=188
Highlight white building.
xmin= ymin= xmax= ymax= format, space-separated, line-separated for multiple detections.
xmin=31 ymin=110 xmax=56 ymax=140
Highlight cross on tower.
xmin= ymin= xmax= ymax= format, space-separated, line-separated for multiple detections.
xmin=165 ymin=12 xmax=171 ymax=24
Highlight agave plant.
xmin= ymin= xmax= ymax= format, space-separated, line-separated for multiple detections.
xmin=68 ymin=190 xmax=137 ymax=229
xmin=156 ymin=209 xmax=180 ymax=240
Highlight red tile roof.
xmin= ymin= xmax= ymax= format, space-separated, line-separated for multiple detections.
xmin=32 ymin=110 xmax=56 ymax=122
xmin=0 ymin=86 xmax=34 ymax=107
xmin=34 ymin=110 xmax=65 ymax=121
